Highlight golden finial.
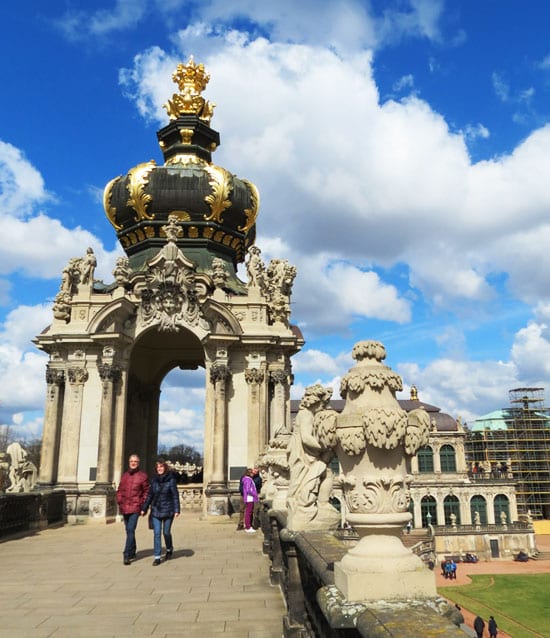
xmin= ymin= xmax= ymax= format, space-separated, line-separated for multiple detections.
xmin=163 ymin=56 xmax=216 ymax=123
xmin=410 ymin=385 xmax=419 ymax=401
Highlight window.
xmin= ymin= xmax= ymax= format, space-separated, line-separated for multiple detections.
xmin=494 ymin=494 xmax=510 ymax=525
xmin=421 ymin=495 xmax=437 ymax=526
xmin=440 ymin=445 xmax=457 ymax=472
xmin=470 ymin=495 xmax=487 ymax=525
xmin=444 ymin=495 xmax=461 ymax=525
xmin=417 ymin=446 xmax=434 ymax=473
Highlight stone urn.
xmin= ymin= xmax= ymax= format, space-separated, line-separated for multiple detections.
xmin=332 ymin=340 xmax=437 ymax=601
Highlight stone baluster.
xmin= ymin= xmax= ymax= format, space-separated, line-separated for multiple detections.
xmin=270 ymin=369 xmax=288 ymax=439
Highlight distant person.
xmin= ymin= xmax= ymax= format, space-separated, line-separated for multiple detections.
xmin=236 ymin=469 xmax=247 ymax=531
xmin=141 ymin=458 xmax=180 ymax=565
xmin=450 ymin=559 xmax=457 ymax=580
xmin=488 ymin=616 xmax=498 ymax=638
xmin=251 ymin=467 xmax=263 ymax=529
xmin=242 ymin=468 xmax=258 ymax=533
xmin=116 ymin=454 xmax=150 ymax=565
xmin=474 ymin=615 xmax=485 ymax=638
xmin=452 ymin=604 xmax=464 ymax=627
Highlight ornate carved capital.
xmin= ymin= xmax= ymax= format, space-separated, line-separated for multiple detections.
xmin=46 ymin=367 xmax=65 ymax=386
xmin=210 ymin=363 xmax=231 ymax=383
xmin=67 ymin=367 xmax=89 ymax=385
xmin=245 ymin=368 xmax=264 ymax=385
xmin=98 ymin=363 xmax=122 ymax=385
xmin=269 ymin=369 xmax=288 ymax=386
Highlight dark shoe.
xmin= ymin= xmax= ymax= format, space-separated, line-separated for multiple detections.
xmin=123 ymin=557 xmax=131 ymax=565
xmin=152 ymin=559 xmax=161 ymax=566
xmin=165 ymin=550 xmax=173 ymax=560
xmin=236 ymin=524 xmax=244 ymax=531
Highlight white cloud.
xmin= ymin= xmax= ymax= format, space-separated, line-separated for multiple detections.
xmin=0 ymin=141 xmax=49 ymax=217
xmin=55 ymin=0 xmax=148 ymax=40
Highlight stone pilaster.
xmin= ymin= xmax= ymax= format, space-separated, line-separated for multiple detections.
xmin=56 ymin=366 xmax=88 ymax=487
xmin=270 ymin=368 xmax=288 ymax=439
xmin=37 ymin=367 xmax=65 ymax=487
xmin=209 ymin=363 xmax=231 ymax=486
xmin=245 ymin=367 xmax=265 ymax=466
xmin=94 ymin=363 xmax=122 ymax=487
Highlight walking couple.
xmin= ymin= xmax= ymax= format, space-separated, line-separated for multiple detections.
xmin=116 ymin=454 xmax=180 ymax=566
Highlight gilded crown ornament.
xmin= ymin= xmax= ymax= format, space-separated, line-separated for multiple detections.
xmin=163 ymin=56 xmax=216 ymax=123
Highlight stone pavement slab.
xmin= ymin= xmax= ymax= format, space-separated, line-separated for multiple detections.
xmin=0 ymin=511 xmax=284 ymax=638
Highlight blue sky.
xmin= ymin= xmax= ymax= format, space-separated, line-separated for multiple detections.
xmin=1 ymin=0 xmax=549 ymax=452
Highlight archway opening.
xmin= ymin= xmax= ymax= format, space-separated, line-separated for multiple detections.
xmin=124 ymin=326 xmax=205 ymax=476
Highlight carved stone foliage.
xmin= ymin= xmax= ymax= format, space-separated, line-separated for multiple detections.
xmin=68 ymin=367 xmax=89 ymax=385
xmin=210 ymin=363 xmax=231 ymax=383
xmin=136 ymin=217 xmax=210 ymax=332
xmin=210 ymin=257 xmax=229 ymax=288
xmin=98 ymin=363 xmax=122 ymax=384
xmin=245 ymin=368 xmax=264 ymax=384
xmin=46 ymin=367 xmax=65 ymax=386
xmin=340 ymin=475 xmax=410 ymax=515
xmin=269 ymin=369 xmax=288 ymax=386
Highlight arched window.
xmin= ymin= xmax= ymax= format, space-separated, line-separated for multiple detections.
xmin=494 ymin=494 xmax=510 ymax=525
xmin=440 ymin=445 xmax=457 ymax=472
xmin=444 ymin=495 xmax=461 ymax=525
xmin=421 ymin=495 xmax=437 ymax=527
xmin=470 ymin=495 xmax=487 ymax=525
xmin=417 ymin=446 xmax=434 ymax=473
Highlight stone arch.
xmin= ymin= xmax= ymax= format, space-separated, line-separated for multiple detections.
xmin=123 ymin=325 xmax=206 ymax=475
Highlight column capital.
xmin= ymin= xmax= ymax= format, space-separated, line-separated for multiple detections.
xmin=98 ymin=363 xmax=122 ymax=384
xmin=245 ymin=368 xmax=264 ymax=385
xmin=68 ymin=367 xmax=89 ymax=385
xmin=269 ymin=369 xmax=288 ymax=385
xmin=210 ymin=363 xmax=231 ymax=383
xmin=46 ymin=367 xmax=65 ymax=386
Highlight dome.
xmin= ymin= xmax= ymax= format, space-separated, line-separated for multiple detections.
xmin=103 ymin=58 xmax=259 ymax=281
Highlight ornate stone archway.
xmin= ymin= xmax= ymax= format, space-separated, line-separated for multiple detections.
xmin=34 ymin=58 xmax=303 ymax=522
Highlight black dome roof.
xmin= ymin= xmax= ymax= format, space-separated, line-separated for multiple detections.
xmin=103 ymin=58 xmax=259 ymax=278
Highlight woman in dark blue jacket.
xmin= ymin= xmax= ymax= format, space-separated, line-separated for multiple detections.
xmin=141 ymin=458 xmax=180 ymax=565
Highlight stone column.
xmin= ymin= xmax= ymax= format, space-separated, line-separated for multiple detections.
xmin=433 ymin=444 xmax=441 ymax=473
xmin=94 ymin=363 xmax=121 ymax=487
xmin=245 ymin=368 xmax=265 ymax=466
xmin=37 ymin=367 xmax=65 ymax=487
xmin=210 ymin=363 xmax=231 ymax=486
xmin=270 ymin=369 xmax=288 ymax=439
xmin=436 ymin=495 xmax=445 ymax=526
xmin=57 ymin=366 xmax=88 ymax=487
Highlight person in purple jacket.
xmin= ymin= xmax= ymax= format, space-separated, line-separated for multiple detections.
xmin=241 ymin=468 xmax=258 ymax=533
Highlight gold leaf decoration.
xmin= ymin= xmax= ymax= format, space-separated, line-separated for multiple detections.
xmin=203 ymin=165 xmax=232 ymax=223
xmin=238 ymin=179 xmax=260 ymax=233
xmin=126 ymin=160 xmax=156 ymax=222
xmin=103 ymin=176 xmax=123 ymax=230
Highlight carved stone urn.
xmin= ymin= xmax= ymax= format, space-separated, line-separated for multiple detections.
xmin=332 ymin=340 xmax=437 ymax=601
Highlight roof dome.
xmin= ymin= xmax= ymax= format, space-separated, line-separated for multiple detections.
xmin=103 ymin=58 xmax=259 ymax=282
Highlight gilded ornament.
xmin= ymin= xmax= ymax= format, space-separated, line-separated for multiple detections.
xmin=163 ymin=57 xmax=216 ymax=123
xmin=126 ymin=160 xmax=156 ymax=222
xmin=179 ymin=128 xmax=194 ymax=144
xmin=203 ymin=227 xmax=214 ymax=238
xmin=103 ymin=175 xmax=123 ymax=230
xmin=203 ymin=165 xmax=233 ymax=223
xmin=238 ymin=180 xmax=260 ymax=233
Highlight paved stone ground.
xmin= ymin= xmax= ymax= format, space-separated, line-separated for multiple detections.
xmin=0 ymin=511 xmax=285 ymax=638
xmin=435 ymin=534 xmax=550 ymax=638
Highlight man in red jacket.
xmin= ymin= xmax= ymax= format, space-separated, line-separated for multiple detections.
xmin=116 ymin=454 xmax=150 ymax=565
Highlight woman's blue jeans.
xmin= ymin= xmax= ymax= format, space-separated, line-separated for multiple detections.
xmin=152 ymin=516 xmax=174 ymax=559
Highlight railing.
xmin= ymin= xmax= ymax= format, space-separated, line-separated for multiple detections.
xmin=432 ymin=521 xmax=533 ymax=535
xmin=178 ymin=484 xmax=203 ymax=510
xmin=0 ymin=490 xmax=65 ymax=539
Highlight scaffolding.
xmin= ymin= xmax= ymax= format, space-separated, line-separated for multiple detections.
xmin=507 ymin=388 xmax=550 ymax=518
xmin=465 ymin=388 xmax=550 ymax=519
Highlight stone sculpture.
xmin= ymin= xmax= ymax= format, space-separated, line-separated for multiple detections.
xmin=286 ymin=384 xmax=339 ymax=531
xmin=5 ymin=442 xmax=37 ymax=493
